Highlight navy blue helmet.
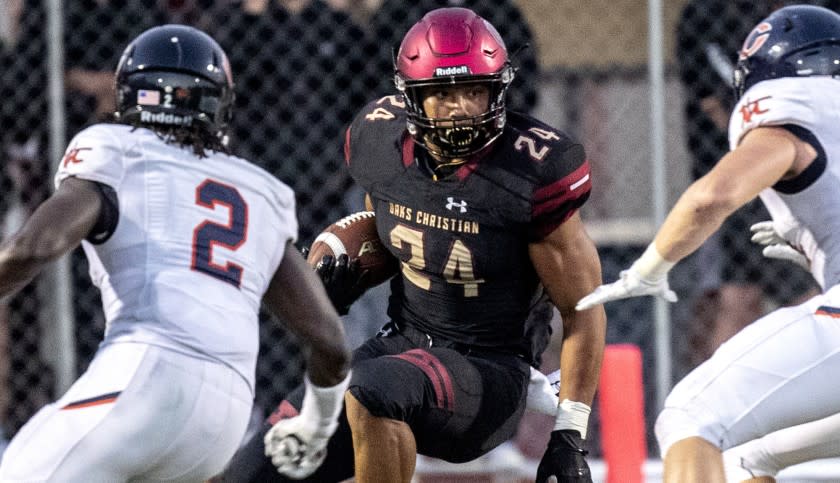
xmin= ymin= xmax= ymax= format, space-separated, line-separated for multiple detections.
xmin=115 ymin=25 xmax=234 ymax=140
xmin=733 ymin=5 xmax=840 ymax=99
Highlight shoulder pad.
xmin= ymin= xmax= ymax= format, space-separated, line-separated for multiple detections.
xmin=729 ymin=78 xmax=815 ymax=149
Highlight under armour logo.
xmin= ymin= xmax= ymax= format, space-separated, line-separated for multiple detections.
xmin=446 ymin=197 xmax=468 ymax=213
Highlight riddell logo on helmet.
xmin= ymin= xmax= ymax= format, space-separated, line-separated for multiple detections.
xmin=435 ymin=65 xmax=471 ymax=77
xmin=140 ymin=111 xmax=194 ymax=126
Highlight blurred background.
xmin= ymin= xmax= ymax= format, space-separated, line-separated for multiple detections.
xmin=0 ymin=0 xmax=835 ymax=481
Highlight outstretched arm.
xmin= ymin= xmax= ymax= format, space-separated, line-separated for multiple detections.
xmin=577 ymin=126 xmax=811 ymax=310
xmin=0 ymin=177 xmax=102 ymax=300
xmin=653 ymin=126 xmax=802 ymax=262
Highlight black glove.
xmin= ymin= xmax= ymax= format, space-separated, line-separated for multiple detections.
xmin=309 ymin=252 xmax=370 ymax=316
xmin=535 ymin=430 xmax=592 ymax=483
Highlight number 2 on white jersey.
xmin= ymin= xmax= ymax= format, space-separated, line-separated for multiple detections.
xmin=190 ymin=179 xmax=248 ymax=288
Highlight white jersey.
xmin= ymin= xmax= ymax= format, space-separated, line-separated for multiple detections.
xmin=55 ymin=124 xmax=297 ymax=392
xmin=729 ymin=76 xmax=840 ymax=290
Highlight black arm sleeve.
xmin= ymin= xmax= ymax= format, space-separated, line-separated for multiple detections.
xmin=85 ymin=181 xmax=119 ymax=244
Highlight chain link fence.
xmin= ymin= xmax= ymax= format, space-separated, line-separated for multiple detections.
xmin=0 ymin=0 xmax=832 ymax=471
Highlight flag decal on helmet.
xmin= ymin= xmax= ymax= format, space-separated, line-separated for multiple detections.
xmin=137 ymin=89 xmax=161 ymax=106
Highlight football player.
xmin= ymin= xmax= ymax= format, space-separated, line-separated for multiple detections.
xmin=216 ymin=7 xmax=606 ymax=483
xmin=0 ymin=25 xmax=350 ymax=482
xmin=576 ymin=5 xmax=840 ymax=483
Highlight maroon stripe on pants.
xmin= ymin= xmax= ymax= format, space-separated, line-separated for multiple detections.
xmin=390 ymin=349 xmax=455 ymax=411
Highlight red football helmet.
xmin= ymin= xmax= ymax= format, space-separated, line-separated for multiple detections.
xmin=394 ymin=8 xmax=515 ymax=158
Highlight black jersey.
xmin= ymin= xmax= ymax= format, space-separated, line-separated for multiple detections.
xmin=345 ymin=95 xmax=592 ymax=353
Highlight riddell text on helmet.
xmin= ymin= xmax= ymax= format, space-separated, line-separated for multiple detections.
xmin=434 ymin=65 xmax=471 ymax=76
xmin=140 ymin=111 xmax=194 ymax=125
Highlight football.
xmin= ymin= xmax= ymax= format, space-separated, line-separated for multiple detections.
xmin=307 ymin=211 xmax=399 ymax=287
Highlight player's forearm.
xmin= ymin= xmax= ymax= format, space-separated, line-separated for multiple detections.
xmin=266 ymin=297 xmax=351 ymax=387
xmin=0 ymin=195 xmax=86 ymax=297
xmin=305 ymin=321 xmax=352 ymax=387
xmin=557 ymin=308 xmax=606 ymax=405
xmin=0 ymin=238 xmax=50 ymax=300
xmin=265 ymin=241 xmax=352 ymax=386
xmin=0 ymin=206 xmax=88 ymax=298
xmin=653 ymin=180 xmax=735 ymax=263
xmin=549 ymin=307 xmax=605 ymax=440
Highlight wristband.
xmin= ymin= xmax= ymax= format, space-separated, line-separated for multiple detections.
xmin=631 ymin=243 xmax=675 ymax=281
xmin=300 ymin=371 xmax=352 ymax=429
xmin=553 ymin=399 xmax=592 ymax=439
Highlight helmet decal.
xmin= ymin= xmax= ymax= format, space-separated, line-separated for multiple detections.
xmin=137 ymin=89 xmax=161 ymax=106
xmin=739 ymin=22 xmax=772 ymax=60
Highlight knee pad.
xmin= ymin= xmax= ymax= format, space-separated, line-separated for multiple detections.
xmin=655 ymin=406 xmax=721 ymax=458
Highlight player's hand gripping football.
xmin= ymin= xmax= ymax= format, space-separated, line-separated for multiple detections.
xmin=301 ymin=248 xmax=371 ymax=315
xmin=535 ymin=430 xmax=593 ymax=483
xmin=575 ymin=264 xmax=677 ymax=311
xmin=750 ymin=220 xmax=810 ymax=270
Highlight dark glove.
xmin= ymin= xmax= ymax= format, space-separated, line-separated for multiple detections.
xmin=535 ymin=430 xmax=592 ymax=483
xmin=309 ymin=252 xmax=370 ymax=316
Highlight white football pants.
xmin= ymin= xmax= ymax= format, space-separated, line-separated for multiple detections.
xmin=655 ymin=284 xmax=840 ymax=461
xmin=723 ymin=411 xmax=840 ymax=481
xmin=0 ymin=342 xmax=252 ymax=482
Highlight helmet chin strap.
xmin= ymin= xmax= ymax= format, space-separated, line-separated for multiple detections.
xmin=430 ymin=158 xmax=467 ymax=181
xmin=419 ymin=135 xmax=468 ymax=180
